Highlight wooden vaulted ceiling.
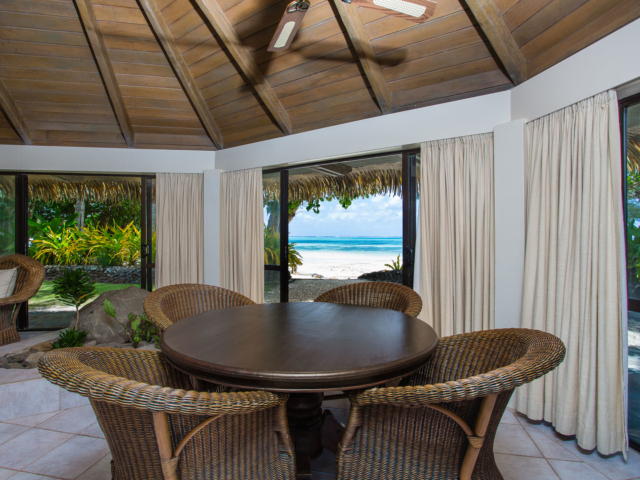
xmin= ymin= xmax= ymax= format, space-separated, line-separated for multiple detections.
xmin=0 ymin=0 xmax=638 ymax=151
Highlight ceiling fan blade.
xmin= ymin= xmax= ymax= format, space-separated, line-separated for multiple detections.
xmin=347 ymin=0 xmax=437 ymax=23
xmin=268 ymin=0 xmax=310 ymax=52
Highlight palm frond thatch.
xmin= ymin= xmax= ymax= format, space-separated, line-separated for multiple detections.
xmin=264 ymin=163 xmax=405 ymax=203
xmin=0 ymin=175 xmax=141 ymax=204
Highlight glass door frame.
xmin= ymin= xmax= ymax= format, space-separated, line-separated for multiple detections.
xmin=0 ymin=170 xmax=156 ymax=330
xmin=620 ymin=91 xmax=640 ymax=452
xmin=264 ymin=148 xmax=420 ymax=302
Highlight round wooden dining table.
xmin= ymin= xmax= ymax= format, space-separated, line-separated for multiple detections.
xmin=160 ymin=302 xmax=439 ymax=479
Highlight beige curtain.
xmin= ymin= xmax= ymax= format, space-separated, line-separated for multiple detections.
xmin=155 ymin=173 xmax=204 ymax=288
xmin=414 ymin=133 xmax=495 ymax=336
xmin=220 ymin=168 xmax=264 ymax=303
xmin=516 ymin=90 xmax=627 ymax=455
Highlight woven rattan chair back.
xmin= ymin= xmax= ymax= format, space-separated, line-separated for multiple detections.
xmin=38 ymin=348 xmax=295 ymax=480
xmin=0 ymin=254 xmax=45 ymax=346
xmin=314 ymin=281 xmax=422 ymax=317
xmin=144 ymin=283 xmax=255 ymax=332
xmin=336 ymin=328 xmax=566 ymax=480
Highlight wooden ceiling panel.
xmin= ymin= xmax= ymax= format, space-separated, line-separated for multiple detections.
xmin=0 ymin=0 xmax=635 ymax=149
xmin=0 ymin=107 xmax=23 ymax=145
xmin=94 ymin=0 xmax=216 ymax=149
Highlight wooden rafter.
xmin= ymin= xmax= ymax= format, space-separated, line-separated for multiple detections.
xmin=0 ymin=79 xmax=32 ymax=145
xmin=332 ymin=0 xmax=392 ymax=115
xmin=464 ymin=0 xmax=528 ymax=85
xmin=193 ymin=0 xmax=292 ymax=135
xmin=75 ymin=0 xmax=135 ymax=148
xmin=138 ymin=0 xmax=223 ymax=149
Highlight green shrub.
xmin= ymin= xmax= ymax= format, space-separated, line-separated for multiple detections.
xmin=263 ymin=226 xmax=303 ymax=273
xmin=52 ymin=269 xmax=96 ymax=330
xmin=103 ymin=299 xmax=160 ymax=348
xmin=385 ymin=255 xmax=403 ymax=272
xmin=52 ymin=329 xmax=88 ymax=349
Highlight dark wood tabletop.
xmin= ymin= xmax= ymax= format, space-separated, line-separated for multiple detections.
xmin=160 ymin=302 xmax=439 ymax=392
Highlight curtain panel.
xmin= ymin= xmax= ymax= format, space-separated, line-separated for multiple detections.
xmin=155 ymin=173 xmax=204 ymax=288
xmin=516 ymin=90 xmax=627 ymax=455
xmin=220 ymin=168 xmax=264 ymax=303
xmin=414 ymin=133 xmax=495 ymax=337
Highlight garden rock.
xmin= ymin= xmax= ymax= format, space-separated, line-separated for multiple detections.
xmin=5 ymin=347 xmax=31 ymax=364
xmin=31 ymin=341 xmax=53 ymax=352
xmin=83 ymin=340 xmax=97 ymax=347
xmin=74 ymin=286 xmax=149 ymax=344
xmin=24 ymin=352 xmax=44 ymax=368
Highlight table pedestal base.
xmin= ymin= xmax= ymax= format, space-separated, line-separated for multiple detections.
xmin=287 ymin=393 xmax=324 ymax=479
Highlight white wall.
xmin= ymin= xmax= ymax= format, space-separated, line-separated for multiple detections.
xmin=493 ymin=119 xmax=526 ymax=329
xmin=511 ymin=18 xmax=640 ymax=122
xmin=203 ymin=169 xmax=222 ymax=286
xmin=216 ymin=91 xmax=511 ymax=172
xmin=0 ymin=144 xmax=215 ymax=174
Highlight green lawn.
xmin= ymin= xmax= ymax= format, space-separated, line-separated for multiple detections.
xmin=30 ymin=281 xmax=140 ymax=309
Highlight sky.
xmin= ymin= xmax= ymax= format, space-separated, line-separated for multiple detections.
xmin=264 ymin=193 xmax=404 ymax=237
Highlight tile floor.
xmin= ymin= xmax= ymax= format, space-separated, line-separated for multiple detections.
xmin=1 ymin=333 xmax=639 ymax=480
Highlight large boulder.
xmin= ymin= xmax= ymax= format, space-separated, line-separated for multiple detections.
xmin=73 ymin=286 xmax=149 ymax=344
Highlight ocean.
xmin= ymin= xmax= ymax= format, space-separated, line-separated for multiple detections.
xmin=288 ymin=237 xmax=402 ymax=278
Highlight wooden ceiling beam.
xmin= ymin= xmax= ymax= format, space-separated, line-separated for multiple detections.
xmin=0 ymin=80 xmax=32 ymax=145
xmin=464 ymin=0 xmax=528 ymax=85
xmin=75 ymin=0 xmax=135 ymax=148
xmin=332 ymin=0 xmax=392 ymax=115
xmin=138 ymin=0 xmax=223 ymax=149
xmin=193 ymin=0 xmax=292 ymax=135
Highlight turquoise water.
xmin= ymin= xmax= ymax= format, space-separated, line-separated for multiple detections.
xmin=289 ymin=236 xmax=402 ymax=257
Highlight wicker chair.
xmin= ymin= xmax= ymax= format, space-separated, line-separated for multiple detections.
xmin=314 ymin=281 xmax=423 ymax=317
xmin=336 ymin=328 xmax=566 ymax=480
xmin=0 ymin=254 xmax=45 ymax=346
xmin=144 ymin=284 xmax=255 ymax=332
xmin=38 ymin=347 xmax=295 ymax=480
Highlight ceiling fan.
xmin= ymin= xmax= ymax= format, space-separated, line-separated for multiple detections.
xmin=268 ymin=0 xmax=437 ymax=52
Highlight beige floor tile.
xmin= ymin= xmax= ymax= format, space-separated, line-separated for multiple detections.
xmin=3 ymin=412 xmax=58 ymax=428
xmin=495 ymin=454 xmax=559 ymax=480
xmin=548 ymin=459 xmax=608 ymax=480
xmin=0 ymin=380 xmax=60 ymax=422
xmin=22 ymin=435 xmax=109 ymax=480
xmin=59 ymin=389 xmax=90 ymax=410
xmin=0 ymin=370 xmax=42 ymax=386
xmin=312 ymin=473 xmax=335 ymax=480
xmin=495 ymin=424 xmax=543 ymax=457
xmin=76 ymin=454 xmax=112 ymax=480
xmin=0 ymin=423 xmax=29 ymax=446
xmin=311 ymin=447 xmax=336 ymax=474
xmin=525 ymin=427 xmax=580 ymax=462
xmin=0 ymin=428 xmax=72 ymax=470
xmin=556 ymin=443 xmax=640 ymax=480
xmin=501 ymin=409 xmax=521 ymax=424
xmin=4 ymin=473 xmax=63 ymax=480
xmin=78 ymin=422 xmax=104 ymax=439
xmin=37 ymin=405 xmax=97 ymax=434
xmin=0 ymin=468 xmax=17 ymax=480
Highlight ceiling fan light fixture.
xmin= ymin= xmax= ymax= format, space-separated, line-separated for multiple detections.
xmin=373 ymin=0 xmax=426 ymax=17
xmin=268 ymin=0 xmax=311 ymax=52
xmin=349 ymin=0 xmax=437 ymax=23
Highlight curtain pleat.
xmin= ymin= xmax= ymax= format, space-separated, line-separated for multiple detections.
xmin=516 ymin=90 xmax=627 ymax=455
xmin=414 ymin=133 xmax=495 ymax=336
xmin=155 ymin=173 xmax=204 ymax=288
xmin=220 ymin=168 xmax=264 ymax=303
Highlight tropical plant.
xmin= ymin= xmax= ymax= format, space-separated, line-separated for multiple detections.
xmin=0 ymin=193 xmax=15 ymax=256
xmin=28 ymin=211 xmax=78 ymax=240
xmin=85 ymin=221 xmax=141 ymax=267
xmin=51 ymin=269 xmax=96 ymax=330
xmin=103 ymin=299 xmax=160 ymax=347
xmin=32 ymin=224 xmax=86 ymax=265
xmin=264 ymin=225 xmax=303 ymax=272
xmin=52 ymin=328 xmax=88 ymax=349
xmin=385 ymin=255 xmax=403 ymax=272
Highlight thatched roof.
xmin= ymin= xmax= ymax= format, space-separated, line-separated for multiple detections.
xmin=0 ymin=175 xmax=141 ymax=204
xmin=264 ymin=161 xmax=408 ymax=203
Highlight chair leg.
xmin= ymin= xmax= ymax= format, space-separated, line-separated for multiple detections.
xmin=152 ymin=412 xmax=180 ymax=480
xmin=460 ymin=393 xmax=498 ymax=480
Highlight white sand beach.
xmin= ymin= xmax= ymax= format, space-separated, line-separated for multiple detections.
xmin=292 ymin=250 xmax=397 ymax=279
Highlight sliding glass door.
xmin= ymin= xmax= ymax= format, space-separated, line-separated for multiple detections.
xmin=263 ymin=149 xmax=419 ymax=304
xmin=0 ymin=172 xmax=155 ymax=330
xmin=622 ymin=93 xmax=640 ymax=450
